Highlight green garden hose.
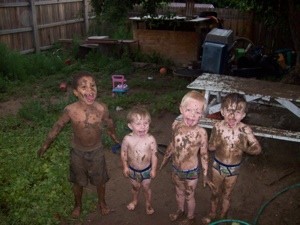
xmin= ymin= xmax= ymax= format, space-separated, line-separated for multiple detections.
xmin=252 ymin=182 xmax=300 ymax=225
xmin=209 ymin=183 xmax=300 ymax=225
xmin=209 ymin=219 xmax=250 ymax=225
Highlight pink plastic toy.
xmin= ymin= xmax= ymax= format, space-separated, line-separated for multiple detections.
xmin=112 ymin=75 xmax=128 ymax=96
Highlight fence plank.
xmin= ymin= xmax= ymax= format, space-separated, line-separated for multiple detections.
xmin=30 ymin=0 xmax=40 ymax=52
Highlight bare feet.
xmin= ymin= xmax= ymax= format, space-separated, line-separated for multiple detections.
xmin=71 ymin=206 xmax=81 ymax=218
xmin=169 ymin=209 xmax=185 ymax=221
xmin=201 ymin=213 xmax=216 ymax=225
xmin=126 ymin=201 xmax=137 ymax=211
xmin=146 ymin=205 xmax=155 ymax=215
xmin=179 ymin=217 xmax=196 ymax=225
xmin=99 ymin=202 xmax=113 ymax=215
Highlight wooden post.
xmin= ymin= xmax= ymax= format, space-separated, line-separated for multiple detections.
xmin=29 ymin=0 xmax=40 ymax=52
xmin=186 ymin=0 xmax=195 ymax=19
xmin=83 ymin=0 xmax=89 ymax=34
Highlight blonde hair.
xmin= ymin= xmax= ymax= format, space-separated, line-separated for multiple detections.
xmin=180 ymin=90 xmax=206 ymax=110
xmin=127 ymin=106 xmax=151 ymax=123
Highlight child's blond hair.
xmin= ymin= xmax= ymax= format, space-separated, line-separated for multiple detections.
xmin=180 ymin=90 xmax=206 ymax=111
xmin=127 ymin=106 xmax=151 ymax=123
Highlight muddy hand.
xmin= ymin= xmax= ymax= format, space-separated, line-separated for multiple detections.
xmin=207 ymin=181 xmax=216 ymax=194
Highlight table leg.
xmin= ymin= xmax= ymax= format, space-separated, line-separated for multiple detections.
xmin=275 ymin=98 xmax=300 ymax=118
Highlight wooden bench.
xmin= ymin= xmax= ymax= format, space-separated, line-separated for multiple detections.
xmin=84 ymin=36 xmax=138 ymax=46
xmin=186 ymin=73 xmax=300 ymax=142
xmin=81 ymin=36 xmax=139 ymax=57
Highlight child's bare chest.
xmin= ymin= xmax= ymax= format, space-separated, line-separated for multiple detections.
xmin=175 ymin=129 xmax=201 ymax=146
xmin=220 ymin=130 xmax=247 ymax=150
xmin=70 ymin=110 xmax=102 ymax=128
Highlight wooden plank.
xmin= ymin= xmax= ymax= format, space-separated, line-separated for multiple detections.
xmin=198 ymin=117 xmax=300 ymax=143
xmin=176 ymin=116 xmax=300 ymax=142
xmin=188 ymin=73 xmax=300 ymax=102
xmin=0 ymin=27 xmax=32 ymax=35
xmin=85 ymin=39 xmax=119 ymax=45
xmin=30 ymin=0 xmax=40 ymax=52
xmin=83 ymin=0 xmax=89 ymax=33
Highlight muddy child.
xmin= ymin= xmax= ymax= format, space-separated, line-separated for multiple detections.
xmin=160 ymin=90 xmax=211 ymax=225
xmin=37 ymin=71 xmax=119 ymax=218
xmin=121 ymin=106 xmax=158 ymax=215
xmin=202 ymin=93 xmax=262 ymax=224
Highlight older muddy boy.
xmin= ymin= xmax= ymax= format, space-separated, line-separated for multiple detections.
xmin=38 ymin=71 xmax=119 ymax=218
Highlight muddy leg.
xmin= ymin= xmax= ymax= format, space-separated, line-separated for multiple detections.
xmin=127 ymin=179 xmax=140 ymax=211
xmin=96 ymin=184 xmax=111 ymax=215
xmin=71 ymin=184 xmax=83 ymax=218
xmin=220 ymin=176 xmax=237 ymax=218
xmin=141 ymin=179 xmax=154 ymax=214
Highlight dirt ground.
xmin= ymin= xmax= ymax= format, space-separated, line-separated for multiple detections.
xmin=78 ymin=109 xmax=299 ymax=225
xmin=1 ymin=92 xmax=299 ymax=225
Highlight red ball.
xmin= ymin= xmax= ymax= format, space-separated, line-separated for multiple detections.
xmin=64 ymin=59 xmax=71 ymax=65
xmin=159 ymin=67 xmax=167 ymax=75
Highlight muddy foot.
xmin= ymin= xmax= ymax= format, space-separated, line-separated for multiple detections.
xmin=179 ymin=217 xmax=196 ymax=225
xmin=201 ymin=213 xmax=216 ymax=225
xmin=99 ymin=203 xmax=114 ymax=215
xmin=169 ymin=210 xmax=185 ymax=222
xmin=71 ymin=206 xmax=81 ymax=218
xmin=146 ymin=205 xmax=155 ymax=215
xmin=126 ymin=201 xmax=137 ymax=211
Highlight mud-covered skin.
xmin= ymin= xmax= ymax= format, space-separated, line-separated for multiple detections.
xmin=37 ymin=74 xmax=119 ymax=218
xmin=160 ymin=91 xmax=210 ymax=221
xmin=209 ymin=120 xmax=261 ymax=165
xmin=171 ymin=120 xmax=208 ymax=171
xmin=121 ymin=107 xmax=158 ymax=215
xmin=38 ymin=76 xmax=118 ymax=155
xmin=202 ymin=93 xmax=261 ymax=224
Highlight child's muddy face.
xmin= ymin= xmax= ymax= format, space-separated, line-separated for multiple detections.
xmin=180 ymin=99 xmax=204 ymax=127
xmin=73 ymin=76 xmax=97 ymax=105
xmin=128 ymin=115 xmax=150 ymax=137
xmin=221 ymin=102 xmax=246 ymax=128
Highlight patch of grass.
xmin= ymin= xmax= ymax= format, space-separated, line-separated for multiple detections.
xmin=18 ymin=100 xmax=47 ymax=122
xmin=0 ymin=125 xmax=73 ymax=225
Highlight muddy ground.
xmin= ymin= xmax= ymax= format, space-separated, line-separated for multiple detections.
xmin=82 ymin=106 xmax=300 ymax=225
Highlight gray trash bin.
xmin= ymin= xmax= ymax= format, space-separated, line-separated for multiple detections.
xmin=201 ymin=28 xmax=234 ymax=74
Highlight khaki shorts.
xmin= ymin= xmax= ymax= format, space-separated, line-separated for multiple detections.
xmin=69 ymin=147 xmax=109 ymax=186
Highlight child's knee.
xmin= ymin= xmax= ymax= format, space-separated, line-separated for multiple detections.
xmin=185 ymin=189 xmax=195 ymax=201
xmin=132 ymin=183 xmax=141 ymax=191
xmin=223 ymin=192 xmax=232 ymax=202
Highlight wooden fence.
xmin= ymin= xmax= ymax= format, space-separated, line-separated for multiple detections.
xmin=0 ymin=0 xmax=94 ymax=54
xmin=0 ymin=2 xmax=293 ymax=54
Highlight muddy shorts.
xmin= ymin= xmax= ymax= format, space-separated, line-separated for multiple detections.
xmin=129 ymin=164 xmax=151 ymax=182
xmin=172 ymin=165 xmax=200 ymax=180
xmin=213 ymin=157 xmax=241 ymax=177
xmin=69 ymin=147 xmax=109 ymax=186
